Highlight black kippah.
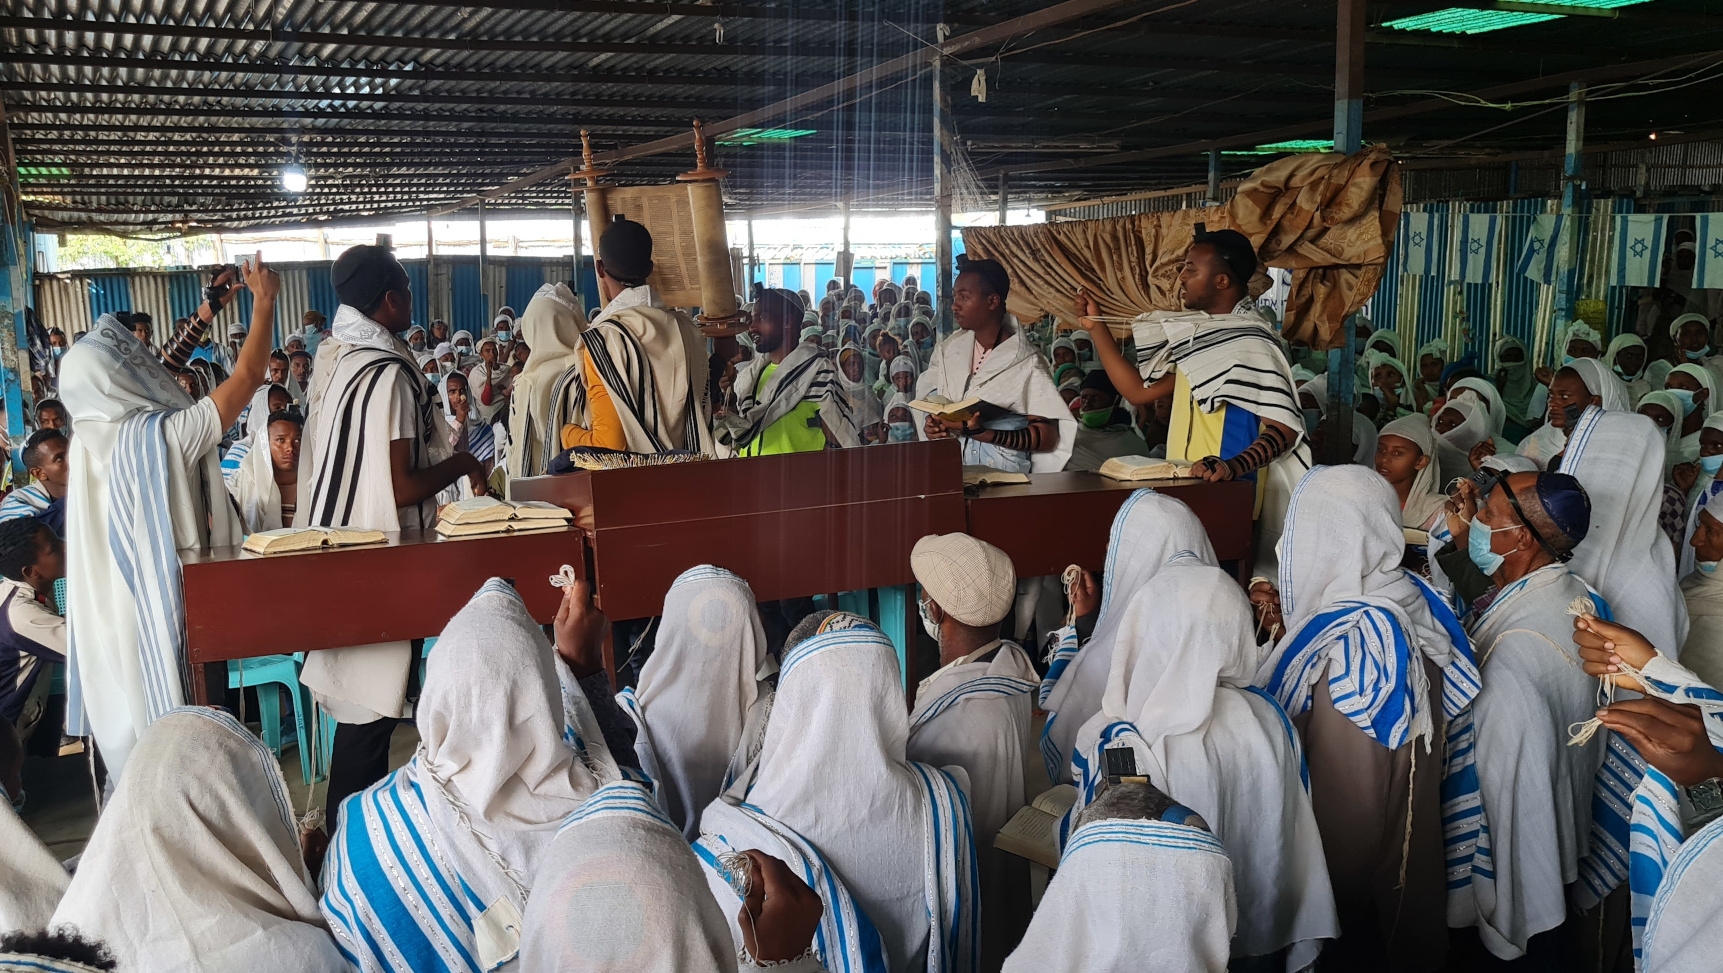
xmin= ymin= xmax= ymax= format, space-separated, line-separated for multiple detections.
xmin=599 ymin=216 xmax=654 ymax=283
xmin=331 ymin=244 xmax=410 ymax=312
xmin=1192 ymin=226 xmax=1259 ymax=288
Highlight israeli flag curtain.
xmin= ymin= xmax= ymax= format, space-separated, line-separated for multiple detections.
xmin=1517 ymin=213 xmax=1569 ymax=285
xmin=1401 ymin=210 xmax=1442 ymax=277
xmin=1456 ymin=213 xmax=1500 ymax=284
xmin=1694 ymin=213 xmax=1723 ymax=290
xmin=1609 ymin=214 xmax=1667 ymax=287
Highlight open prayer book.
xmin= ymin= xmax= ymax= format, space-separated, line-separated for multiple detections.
xmin=242 ymin=526 xmax=388 ymax=556
xmin=993 ymin=784 xmax=1078 ymax=869
xmin=908 ymin=394 xmax=986 ymax=423
xmin=434 ymin=497 xmax=573 ymax=538
xmin=963 ymin=466 xmax=1030 ymax=488
xmin=1096 ymin=455 xmax=1193 ymax=482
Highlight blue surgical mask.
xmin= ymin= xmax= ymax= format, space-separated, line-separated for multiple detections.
xmin=496 ymin=330 xmax=512 ymax=343
xmin=1701 ymin=561 xmax=1720 ymax=574
xmin=1703 ymin=454 xmax=1723 ymax=477
xmin=888 ymin=421 xmax=916 ymax=443
xmin=1302 ymin=407 xmax=1322 ymax=435
xmin=1561 ymin=354 xmax=1577 ymax=367
xmin=1468 ymin=515 xmax=1508 ymax=576
xmin=918 ymin=596 xmax=941 ymax=642
xmin=1688 ymin=346 xmax=1712 ymax=361
xmin=1669 ymin=388 xmax=1700 ymax=417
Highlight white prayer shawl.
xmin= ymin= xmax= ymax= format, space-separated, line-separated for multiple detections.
xmin=1068 ymin=564 xmax=1337 ymax=967
xmin=1514 ymin=421 xmax=1567 ymax=470
xmin=1643 ymin=811 xmax=1723 ymax=972
xmin=520 ymin=781 xmax=735 ymax=973
xmin=719 ymin=341 xmax=859 ymax=451
xmin=1131 ymin=309 xmax=1310 ymax=579
xmin=296 ymin=306 xmax=451 ymax=724
xmin=1680 ymin=566 xmax=1723 ymax=691
xmin=693 ymin=618 xmax=978 ymax=973
xmin=1000 ymin=819 xmax=1236 ymax=973
xmin=225 ymin=419 xmax=284 ymax=534
xmin=1378 ymin=413 xmax=1447 ymax=528
xmin=0 ymin=957 xmax=106 ymax=972
xmin=1039 ymin=489 xmax=1218 ymax=783
xmin=0 ymin=799 xmax=67 ymax=934
xmin=321 ymin=579 xmax=616 ymax=973
xmin=914 ymin=317 xmax=1076 ymax=473
xmin=1258 ymin=465 xmax=1481 ymax=752
xmin=241 ymin=382 xmax=275 ymax=437
xmin=507 ymin=284 xmax=587 ymax=482
xmin=907 ymin=640 xmax=1037 ymax=847
xmin=60 ymin=315 xmax=238 ymax=774
xmin=1433 ymin=397 xmax=1490 ymax=489
xmin=1557 ymin=406 xmax=1688 ymax=655
xmin=616 ymin=565 xmax=771 ymax=839
xmin=1441 ymin=564 xmax=1609 ymax=960
xmin=1569 ymin=356 xmax=1633 ymax=413
xmin=556 ymin=285 xmax=716 ymax=456
xmin=50 ymin=707 xmax=347 ymax=973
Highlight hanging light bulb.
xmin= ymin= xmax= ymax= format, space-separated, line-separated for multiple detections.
xmin=281 ymin=164 xmax=309 ymax=193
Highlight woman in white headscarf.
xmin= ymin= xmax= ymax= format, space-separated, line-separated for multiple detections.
xmin=321 ymin=579 xmax=619 ymax=972
xmin=1256 ymin=465 xmax=1480 ymax=972
xmin=1067 ymin=564 xmax=1338 ymax=968
xmin=1606 ymin=333 xmax=1652 ymax=406
xmin=1665 ymin=362 xmax=1716 ymax=469
xmin=506 ymin=283 xmax=586 ymax=480
xmin=50 ymin=707 xmax=347 ymax=973
xmin=1412 ymin=338 xmax=1448 ymax=413
xmin=1366 ymin=354 xmax=1415 ymax=424
xmin=1491 ymin=336 xmax=1540 ymax=434
xmin=439 ymin=371 xmax=496 ymax=498
xmin=617 ymin=566 xmax=770 ymax=839
xmin=1431 ymin=397 xmax=1491 ymax=487
xmin=1038 ymin=489 xmax=1218 ymax=784
xmin=1298 ymin=375 xmax=1377 ymax=466
xmin=519 ymin=781 xmax=737 ymax=973
xmin=1447 ymin=377 xmax=1516 ymax=453
xmin=1376 ymin=413 xmax=1447 ymax=529
xmin=694 ymin=614 xmax=977 ymax=973
xmin=1069 ymin=330 xmax=1096 ymax=366
xmin=1638 ymin=389 xmax=1689 ymax=472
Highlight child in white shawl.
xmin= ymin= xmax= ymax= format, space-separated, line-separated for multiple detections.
xmin=1376 ymin=414 xmax=1447 ymax=529
xmin=694 ymin=614 xmax=977 ymax=973
xmin=1067 ymin=563 xmax=1338 ymax=968
xmin=616 ymin=565 xmax=770 ymax=839
xmin=1256 ymin=465 xmax=1480 ymax=971
xmin=1038 ymin=489 xmax=1217 ymax=784
xmin=320 ymin=579 xmax=620 ymax=972
xmin=50 ymin=707 xmax=347 ymax=973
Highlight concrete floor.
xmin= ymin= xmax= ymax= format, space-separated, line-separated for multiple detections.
xmin=19 ymin=716 xmax=421 ymax=862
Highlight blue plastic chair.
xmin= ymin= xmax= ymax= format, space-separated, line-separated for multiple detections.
xmin=228 ymin=655 xmax=318 ymax=786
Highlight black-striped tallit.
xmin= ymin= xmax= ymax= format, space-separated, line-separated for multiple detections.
xmin=303 ymin=346 xmax=445 ymax=531
xmin=717 ymin=340 xmax=860 ymax=451
xmin=1130 ymin=310 xmax=1305 ymax=436
xmin=546 ymin=302 xmax=714 ymax=458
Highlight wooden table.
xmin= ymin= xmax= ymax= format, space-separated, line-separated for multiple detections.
xmin=965 ymin=473 xmax=1256 ymax=581
xmin=180 ymin=526 xmax=584 ymax=702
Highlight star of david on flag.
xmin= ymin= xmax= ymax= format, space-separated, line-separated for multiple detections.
xmin=1610 ymin=213 xmax=1667 ymax=287
xmin=1517 ymin=213 xmax=1570 ymax=285
xmin=1399 ymin=210 xmax=1442 ymax=277
xmin=1694 ymin=213 xmax=1723 ymax=290
xmin=1456 ymin=213 xmax=1499 ymax=284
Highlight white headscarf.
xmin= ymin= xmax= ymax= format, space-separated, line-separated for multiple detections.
xmin=1040 ymin=489 xmax=1217 ymax=782
xmin=226 ymin=414 xmax=288 ymax=534
xmin=1001 ymin=816 xmax=1236 ymax=973
xmin=1558 ymin=407 xmax=1688 ymax=655
xmin=1607 ymin=333 xmax=1648 ymax=381
xmin=1298 ymin=374 xmax=1375 ymax=465
xmin=507 ymin=283 xmax=586 ymax=480
xmin=519 ymin=782 xmax=734 ymax=973
xmin=1377 ymin=413 xmax=1447 ymax=528
xmin=50 ymin=707 xmax=347 ymax=973
xmin=1638 ymin=389 xmax=1687 ymax=466
xmin=620 ymin=565 xmax=769 ymax=839
xmin=1566 ymin=357 xmax=1632 ymax=413
xmin=1669 ymin=362 xmax=1718 ymax=418
xmin=1449 ymin=377 xmax=1508 ymax=439
xmin=1069 ymin=564 xmax=1337 ymax=964
xmin=1556 ymin=320 xmax=1603 ymax=358
xmin=1433 ymin=396 xmax=1490 ymax=487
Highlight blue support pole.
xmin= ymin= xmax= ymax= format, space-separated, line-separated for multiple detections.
xmin=1555 ymin=82 xmax=1587 ymax=328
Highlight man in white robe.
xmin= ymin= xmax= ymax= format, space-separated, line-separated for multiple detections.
xmin=1440 ymin=470 xmax=1608 ymax=959
xmin=60 ymin=258 xmax=276 ymax=776
xmin=906 ymin=533 xmax=1038 ymax=971
xmin=295 ymin=244 xmax=489 ymax=826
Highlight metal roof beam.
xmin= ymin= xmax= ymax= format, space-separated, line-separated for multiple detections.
xmin=0 ymin=82 xmax=732 ymax=113
xmin=4 ymin=104 xmax=688 ymax=128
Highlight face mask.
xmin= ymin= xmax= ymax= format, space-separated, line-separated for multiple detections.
xmin=1613 ymin=364 xmax=1633 ymax=380
xmin=1302 ymin=408 xmax=1322 ymax=435
xmin=1468 ymin=516 xmax=1508 ymax=576
xmin=1080 ymin=408 xmax=1112 ymax=429
xmin=1702 ymin=454 xmax=1723 ymax=477
xmin=1561 ymin=402 xmax=1587 ymax=428
xmin=497 ymin=330 xmax=512 ymax=343
xmin=1669 ymin=387 xmax=1700 ymax=416
xmin=1688 ymin=346 xmax=1712 ymax=361
xmin=50 ymin=346 xmax=64 ymax=359
xmin=1701 ymin=561 xmax=1720 ymax=574
xmin=888 ymin=421 xmax=916 ymax=443
xmin=1561 ymin=354 xmax=1577 ymax=367
xmin=918 ymin=597 xmax=940 ymax=641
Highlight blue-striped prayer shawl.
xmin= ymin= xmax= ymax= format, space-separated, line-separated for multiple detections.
xmin=1260 ymin=572 xmax=1479 ymax=752
xmin=105 ymin=410 xmax=192 ymax=723
xmin=910 ymin=674 xmax=1038 ymax=735
xmin=694 ymin=764 xmax=979 ymax=973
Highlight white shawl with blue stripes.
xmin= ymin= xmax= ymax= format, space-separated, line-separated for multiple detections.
xmin=694 ymin=615 xmax=978 ymax=973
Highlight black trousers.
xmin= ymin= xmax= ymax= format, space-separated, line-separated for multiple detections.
xmin=323 ymin=640 xmax=421 ymax=827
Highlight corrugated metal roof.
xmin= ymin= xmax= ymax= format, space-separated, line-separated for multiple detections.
xmin=7 ymin=0 xmax=1723 ymax=229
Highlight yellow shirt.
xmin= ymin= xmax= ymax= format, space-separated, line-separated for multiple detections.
xmin=1166 ymin=368 xmax=1266 ymax=516
xmin=740 ymin=362 xmax=826 ymax=456
xmin=559 ymin=349 xmax=629 ymax=452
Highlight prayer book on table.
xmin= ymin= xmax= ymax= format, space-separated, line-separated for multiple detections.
xmin=993 ymin=784 xmax=1079 ymax=869
xmin=242 ymin=526 xmax=388 ymax=556
xmin=962 ymin=466 xmax=1031 ymax=488
xmin=436 ymin=497 xmax=574 ymax=526
xmin=434 ymin=518 xmax=570 ymax=539
xmin=1096 ymin=455 xmax=1193 ymax=482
